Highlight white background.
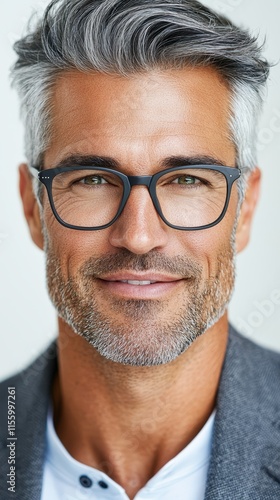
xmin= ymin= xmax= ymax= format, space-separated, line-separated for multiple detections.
xmin=0 ymin=0 xmax=279 ymax=380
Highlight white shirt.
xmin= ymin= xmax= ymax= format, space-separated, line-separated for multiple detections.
xmin=42 ymin=409 xmax=215 ymax=500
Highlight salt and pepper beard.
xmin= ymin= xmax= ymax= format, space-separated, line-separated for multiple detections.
xmin=43 ymin=224 xmax=237 ymax=366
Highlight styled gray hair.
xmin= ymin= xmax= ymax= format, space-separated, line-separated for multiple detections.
xmin=11 ymin=0 xmax=269 ymax=197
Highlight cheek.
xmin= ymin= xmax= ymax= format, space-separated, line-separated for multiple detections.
xmin=180 ymin=212 xmax=237 ymax=277
xmin=43 ymin=205 xmax=112 ymax=276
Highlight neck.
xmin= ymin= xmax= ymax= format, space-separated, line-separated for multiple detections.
xmin=52 ymin=315 xmax=228 ymax=499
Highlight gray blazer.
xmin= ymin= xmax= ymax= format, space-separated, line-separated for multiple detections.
xmin=1 ymin=326 xmax=280 ymax=499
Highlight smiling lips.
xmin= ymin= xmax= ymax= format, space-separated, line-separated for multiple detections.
xmin=100 ymin=274 xmax=182 ymax=285
xmin=118 ymin=280 xmax=157 ymax=286
xmin=96 ymin=274 xmax=185 ymax=299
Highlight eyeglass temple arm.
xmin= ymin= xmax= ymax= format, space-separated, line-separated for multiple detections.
xmin=29 ymin=166 xmax=41 ymax=179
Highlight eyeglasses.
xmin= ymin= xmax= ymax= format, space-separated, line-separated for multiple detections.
xmin=30 ymin=164 xmax=241 ymax=231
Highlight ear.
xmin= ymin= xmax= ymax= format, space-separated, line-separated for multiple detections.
xmin=235 ymin=167 xmax=261 ymax=253
xmin=19 ymin=163 xmax=44 ymax=250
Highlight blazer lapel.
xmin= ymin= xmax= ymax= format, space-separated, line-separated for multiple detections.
xmin=0 ymin=342 xmax=57 ymax=500
xmin=205 ymin=327 xmax=280 ymax=499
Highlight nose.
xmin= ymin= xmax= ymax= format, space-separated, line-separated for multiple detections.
xmin=108 ymin=185 xmax=169 ymax=254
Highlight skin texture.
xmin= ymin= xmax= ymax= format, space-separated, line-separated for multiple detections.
xmin=19 ymin=67 xmax=260 ymax=498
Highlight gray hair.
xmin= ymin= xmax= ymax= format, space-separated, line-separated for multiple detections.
xmin=11 ymin=0 xmax=269 ymax=198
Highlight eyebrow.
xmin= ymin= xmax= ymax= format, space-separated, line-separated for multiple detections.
xmin=45 ymin=153 xmax=229 ymax=171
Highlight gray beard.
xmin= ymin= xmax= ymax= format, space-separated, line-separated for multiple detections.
xmin=45 ymin=239 xmax=236 ymax=366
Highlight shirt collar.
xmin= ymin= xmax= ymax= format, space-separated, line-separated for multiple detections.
xmin=45 ymin=406 xmax=215 ymax=493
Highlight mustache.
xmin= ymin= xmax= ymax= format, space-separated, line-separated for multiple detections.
xmin=80 ymin=250 xmax=202 ymax=279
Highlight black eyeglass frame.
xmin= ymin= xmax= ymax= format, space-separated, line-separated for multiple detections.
xmin=30 ymin=164 xmax=241 ymax=231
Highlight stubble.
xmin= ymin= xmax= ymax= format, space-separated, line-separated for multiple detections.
xmin=45 ymin=241 xmax=236 ymax=366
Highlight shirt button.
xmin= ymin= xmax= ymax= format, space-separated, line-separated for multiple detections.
xmin=98 ymin=480 xmax=109 ymax=489
xmin=79 ymin=475 xmax=93 ymax=488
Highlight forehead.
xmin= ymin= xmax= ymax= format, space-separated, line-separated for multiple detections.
xmin=45 ymin=67 xmax=235 ymax=170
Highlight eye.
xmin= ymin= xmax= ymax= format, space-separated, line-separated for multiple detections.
xmin=173 ymin=175 xmax=199 ymax=185
xmin=80 ymin=175 xmax=108 ymax=185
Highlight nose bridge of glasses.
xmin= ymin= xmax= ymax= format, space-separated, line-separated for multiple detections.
xmin=127 ymin=175 xmax=152 ymax=188
xmin=122 ymin=174 xmax=159 ymax=219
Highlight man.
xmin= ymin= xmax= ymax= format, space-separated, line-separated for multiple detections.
xmin=1 ymin=0 xmax=280 ymax=498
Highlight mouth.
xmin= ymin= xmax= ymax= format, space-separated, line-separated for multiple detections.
xmin=113 ymin=279 xmax=157 ymax=286
xmin=96 ymin=273 xmax=184 ymax=299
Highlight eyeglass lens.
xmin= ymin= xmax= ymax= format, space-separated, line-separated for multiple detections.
xmin=50 ymin=167 xmax=227 ymax=229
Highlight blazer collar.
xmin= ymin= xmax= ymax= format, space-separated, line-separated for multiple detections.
xmin=0 ymin=342 xmax=57 ymax=500
xmin=205 ymin=326 xmax=280 ymax=499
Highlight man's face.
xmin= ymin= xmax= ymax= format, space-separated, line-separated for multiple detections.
xmin=38 ymin=67 xmax=239 ymax=365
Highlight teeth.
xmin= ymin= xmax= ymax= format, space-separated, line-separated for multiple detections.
xmin=120 ymin=280 xmax=156 ymax=286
